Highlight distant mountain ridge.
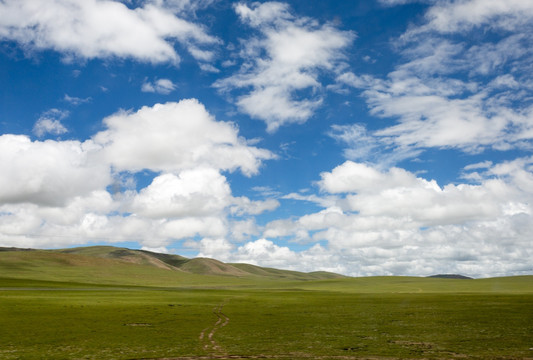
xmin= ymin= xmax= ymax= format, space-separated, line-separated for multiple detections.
xmin=0 ymin=245 xmax=344 ymax=281
xmin=428 ymin=274 xmax=473 ymax=279
xmin=0 ymin=246 xmax=481 ymax=282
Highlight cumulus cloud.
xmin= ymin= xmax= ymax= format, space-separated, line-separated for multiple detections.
xmin=318 ymin=160 xmax=531 ymax=227
xmin=0 ymin=0 xmax=219 ymax=64
xmin=259 ymin=159 xmax=533 ymax=277
xmin=158 ymin=217 xmax=228 ymax=241
xmin=197 ymin=237 xmax=343 ymax=273
xmin=141 ymin=78 xmax=177 ymax=94
xmin=0 ymin=99 xmax=277 ymax=250
xmin=230 ymin=219 xmax=259 ymax=242
xmin=0 ymin=135 xmax=110 ymax=206
xmin=0 ymin=192 xmax=117 ymax=249
xmin=129 ymin=169 xmax=231 ymax=218
xmin=319 ymin=161 xmax=419 ymax=194
xmin=214 ymin=1 xmax=354 ymax=132
xmin=93 ymin=99 xmax=275 ymax=175
xmin=196 ymin=237 xmax=234 ymax=259
xmin=231 ymin=239 xmax=301 ymax=268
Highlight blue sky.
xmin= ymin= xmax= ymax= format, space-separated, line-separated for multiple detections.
xmin=1 ymin=0 xmax=532 ymax=277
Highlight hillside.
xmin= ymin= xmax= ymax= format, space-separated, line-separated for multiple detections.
xmin=0 ymin=245 xmax=344 ymax=287
xmin=428 ymin=274 xmax=473 ymax=279
xmin=58 ymin=246 xmax=344 ymax=279
xmin=1 ymin=246 xmax=531 ymax=293
xmin=230 ymin=262 xmax=343 ymax=280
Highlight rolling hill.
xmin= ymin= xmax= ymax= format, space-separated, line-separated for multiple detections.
xmin=1 ymin=246 xmax=532 ymax=360
xmin=428 ymin=274 xmax=473 ymax=279
xmin=0 ymin=245 xmax=344 ymax=287
xmin=1 ymin=246 xmax=532 ymax=293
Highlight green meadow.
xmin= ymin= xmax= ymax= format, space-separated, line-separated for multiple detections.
xmin=1 ymin=247 xmax=532 ymax=359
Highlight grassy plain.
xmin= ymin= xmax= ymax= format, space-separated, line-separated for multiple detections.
xmin=0 ymin=248 xmax=532 ymax=359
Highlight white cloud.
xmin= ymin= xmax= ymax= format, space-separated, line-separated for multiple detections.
xmin=147 ymin=0 xmax=217 ymax=14
xmin=141 ymin=246 xmax=169 ymax=254
xmin=463 ymin=161 xmax=493 ymax=171
xmin=93 ymin=99 xmax=275 ymax=175
xmin=0 ymin=0 xmax=219 ymax=64
xmin=214 ymin=1 xmax=354 ymax=132
xmin=341 ymin=65 xmax=531 ymax=152
xmin=231 ymin=239 xmax=299 ymax=268
xmin=0 ymin=193 xmax=116 ymax=249
xmin=198 ymin=63 xmax=220 ymax=73
xmin=141 ymin=78 xmax=177 ymax=94
xmin=234 ymin=2 xmax=292 ymax=27
xmin=230 ymin=219 xmax=259 ymax=242
xmin=33 ymin=109 xmax=69 ymax=137
xmin=159 ymin=217 xmax=228 ymax=241
xmin=378 ymin=0 xmax=428 ymax=6
xmin=64 ymin=94 xmax=92 ymax=105
xmin=414 ymin=0 xmax=533 ymax=34
xmin=0 ymin=99 xmax=276 ymax=250
xmin=33 ymin=119 xmax=68 ymax=138
xmin=319 ymin=161 xmax=420 ymax=194
xmin=129 ymin=169 xmax=231 ymax=218
xmin=196 ymin=238 xmax=234 ymax=260
xmin=230 ymin=197 xmax=280 ymax=216
xmin=197 ymin=237 xmax=342 ymax=273
xmin=258 ymin=159 xmax=533 ymax=277
xmin=328 ymin=123 xmax=421 ymax=166
xmin=0 ymin=135 xmax=110 ymax=207
xmin=370 ymin=88 xmax=511 ymax=150
xmin=282 ymin=192 xmax=337 ymax=209
xmin=339 ymin=0 xmax=533 ymax=155
xmin=318 ymin=160 xmax=531 ymax=227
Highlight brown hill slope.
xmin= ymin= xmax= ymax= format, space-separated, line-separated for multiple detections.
xmin=7 ymin=245 xmax=345 ymax=280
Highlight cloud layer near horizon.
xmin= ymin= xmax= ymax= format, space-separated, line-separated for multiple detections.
xmin=0 ymin=100 xmax=275 ymax=251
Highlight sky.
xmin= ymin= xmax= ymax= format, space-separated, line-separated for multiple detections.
xmin=1 ymin=0 xmax=532 ymax=278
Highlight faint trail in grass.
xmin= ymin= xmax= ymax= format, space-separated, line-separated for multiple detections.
xmin=199 ymin=300 xmax=230 ymax=357
xmin=138 ymin=354 xmax=401 ymax=359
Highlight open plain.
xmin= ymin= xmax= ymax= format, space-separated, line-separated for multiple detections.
xmin=1 ymin=247 xmax=532 ymax=359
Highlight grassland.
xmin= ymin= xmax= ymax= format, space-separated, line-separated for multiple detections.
xmin=0 ymin=247 xmax=532 ymax=359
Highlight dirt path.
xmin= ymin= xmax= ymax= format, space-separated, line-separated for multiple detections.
xmin=142 ymin=355 xmax=400 ymax=359
xmin=199 ymin=300 xmax=230 ymax=357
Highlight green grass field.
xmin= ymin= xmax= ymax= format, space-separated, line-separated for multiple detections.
xmin=0 ymin=247 xmax=532 ymax=359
